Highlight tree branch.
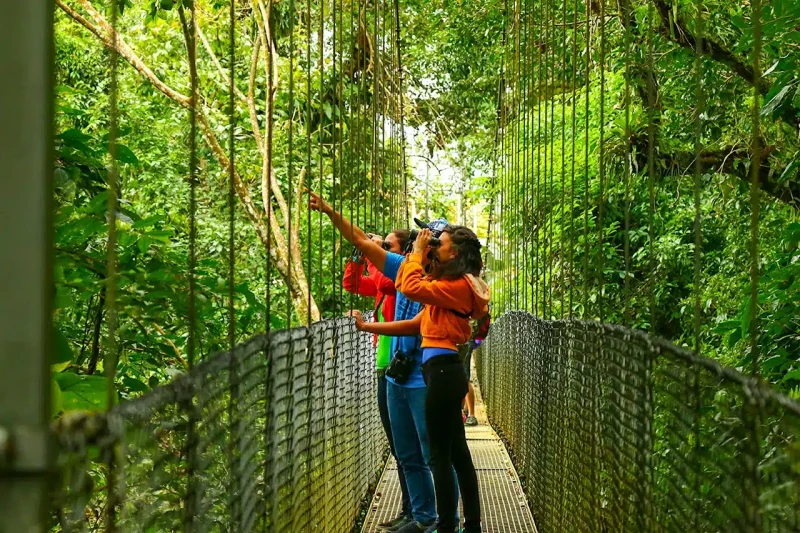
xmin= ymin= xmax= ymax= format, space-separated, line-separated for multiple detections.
xmin=651 ymin=0 xmax=799 ymax=128
xmin=59 ymin=0 xmax=191 ymax=107
xmin=195 ymin=18 xmax=247 ymax=102
xmin=633 ymin=136 xmax=799 ymax=209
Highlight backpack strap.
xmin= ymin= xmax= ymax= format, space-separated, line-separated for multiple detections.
xmin=449 ymin=308 xmax=471 ymax=319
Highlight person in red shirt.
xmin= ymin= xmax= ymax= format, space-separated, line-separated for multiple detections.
xmin=343 ymin=234 xmax=401 ymax=344
xmin=343 ymin=229 xmax=411 ymax=527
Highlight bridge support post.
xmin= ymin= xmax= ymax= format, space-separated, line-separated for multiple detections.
xmin=0 ymin=1 xmax=54 ymax=531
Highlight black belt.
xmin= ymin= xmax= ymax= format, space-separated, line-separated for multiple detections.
xmin=423 ymin=353 xmax=460 ymax=367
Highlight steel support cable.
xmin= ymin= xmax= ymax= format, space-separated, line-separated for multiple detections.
xmin=559 ymin=0 xmax=568 ymax=319
xmin=544 ymin=0 xmax=551 ymax=319
xmin=548 ymin=0 xmax=555 ymax=318
xmin=181 ymin=0 xmax=201 ymax=528
xmin=288 ymin=0 xmax=296 ymax=329
xmin=514 ymin=0 xmax=521 ymax=310
xmin=105 ymin=0 xmax=121 ymax=527
xmin=749 ymin=0 xmax=763 ymax=379
xmin=690 ymin=6 xmax=706 ymax=527
xmin=646 ymin=0 xmax=656 ymax=333
xmin=533 ymin=0 xmax=542 ymax=317
xmin=596 ymin=0 xmax=606 ymax=323
xmin=521 ymin=0 xmax=531 ymax=312
xmin=582 ymin=0 xmax=590 ymax=319
xmin=264 ymin=0 xmax=278 ymax=524
xmin=622 ymin=0 xmax=632 ymax=326
xmin=568 ymin=0 xmax=579 ymax=319
xmin=393 ymin=0 xmax=409 ymax=226
xmin=500 ymin=0 xmax=507 ymax=312
xmin=226 ymin=0 xmax=242 ymax=521
xmin=306 ymin=0 xmax=313 ymax=327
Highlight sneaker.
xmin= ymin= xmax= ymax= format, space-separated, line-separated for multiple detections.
xmin=380 ymin=513 xmax=410 ymax=529
xmin=394 ymin=521 xmax=433 ymax=533
xmin=465 ymin=415 xmax=478 ymax=426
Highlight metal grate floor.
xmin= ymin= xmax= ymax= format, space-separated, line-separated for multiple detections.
xmin=361 ymin=379 xmax=537 ymax=533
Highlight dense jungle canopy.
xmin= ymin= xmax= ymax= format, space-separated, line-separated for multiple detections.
xmin=51 ymin=0 xmax=799 ymax=413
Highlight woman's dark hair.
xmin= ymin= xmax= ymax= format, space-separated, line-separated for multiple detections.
xmin=390 ymin=229 xmax=411 ymax=251
xmin=431 ymin=225 xmax=483 ymax=280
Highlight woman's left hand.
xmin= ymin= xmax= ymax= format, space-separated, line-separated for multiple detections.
xmin=412 ymin=228 xmax=432 ymax=256
xmin=348 ymin=310 xmax=365 ymax=331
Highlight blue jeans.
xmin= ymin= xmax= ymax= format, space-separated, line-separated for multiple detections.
xmin=387 ymin=381 xmax=459 ymax=526
xmin=378 ymin=374 xmax=411 ymax=517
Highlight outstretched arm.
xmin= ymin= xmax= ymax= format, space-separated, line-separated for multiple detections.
xmin=350 ymin=310 xmax=422 ymax=336
xmin=309 ymin=191 xmax=388 ymax=272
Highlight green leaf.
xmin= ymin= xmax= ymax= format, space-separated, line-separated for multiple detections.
xmin=123 ymin=376 xmax=149 ymax=393
xmin=323 ymin=101 xmax=332 ymax=119
xmin=113 ymin=144 xmax=139 ymax=165
xmin=132 ymin=215 xmax=165 ymax=229
xmin=52 ymin=377 xmax=63 ymax=417
xmin=761 ymin=82 xmax=797 ymax=119
xmin=53 ymin=373 xmax=111 ymax=412
xmin=741 ymin=297 xmax=754 ymax=338
xmin=782 ymin=368 xmax=800 ymax=382
xmin=138 ymin=236 xmax=152 ymax=253
xmin=53 ymin=327 xmax=74 ymax=364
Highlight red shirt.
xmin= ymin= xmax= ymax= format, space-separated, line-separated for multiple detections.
xmin=343 ymin=260 xmax=397 ymax=344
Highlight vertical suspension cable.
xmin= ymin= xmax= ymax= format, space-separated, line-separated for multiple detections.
xmin=514 ymin=0 xmax=521 ymax=310
xmin=105 ymin=0 xmax=120 ymax=527
xmin=548 ymin=0 xmax=556 ymax=319
xmin=499 ymin=0 xmax=507 ymax=312
xmin=559 ymin=0 xmax=567 ymax=318
xmin=582 ymin=0 xmax=590 ymax=318
xmin=622 ymin=0 xmax=632 ymax=326
xmin=180 ymin=0 xmax=201 ymax=527
xmin=227 ymin=0 xmax=240 ymax=526
xmin=749 ymin=0 xmax=762 ymax=377
xmin=346 ymin=0 xmax=355 ymax=315
xmin=288 ymin=0 xmax=296 ymax=327
xmin=263 ymin=0 xmax=276 ymax=528
xmin=533 ymin=0 xmax=541 ymax=317
xmin=542 ymin=0 xmax=550 ymax=318
xmin=306 ymin=0 xmax=313 ymax=325
xmin=597 ymin=0 xmax=606 ymax=322
xmin=394 ymin=0 xmax=409 ymax=225
xmin=646 ymin=0 xmax=656 ymax=332
xmin=692 ymin=0 xmax=704 ymax=356
xmin=568 ymin=0 xmax=578 ymax=319
xmin=521 ymin=0 xmax=530 ymax=312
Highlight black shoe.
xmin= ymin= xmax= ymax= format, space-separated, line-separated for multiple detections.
xmin=394 ymin=521 xmax=433 ymax=533
xmin=380 ymin=512 xmax=410 ymax=530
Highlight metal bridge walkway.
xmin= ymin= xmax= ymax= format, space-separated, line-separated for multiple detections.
xmin=361 ymin=378 xmax=537 ymax=533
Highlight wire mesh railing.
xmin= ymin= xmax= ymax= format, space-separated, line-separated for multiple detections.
xmin=477 ymin=311 xmax=800 ymax=532
xmin=52 ymin=315 xmax=385 ymax=532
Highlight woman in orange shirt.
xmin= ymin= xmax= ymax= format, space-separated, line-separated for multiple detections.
xmin=396 ymin=225 xmax=489 ymax=533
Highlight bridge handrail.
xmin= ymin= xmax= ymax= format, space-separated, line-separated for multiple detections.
xmin=478 ymin=311 xmax=800 ymax=532
xmin=53 ymin=315 xmax=385 ymax=532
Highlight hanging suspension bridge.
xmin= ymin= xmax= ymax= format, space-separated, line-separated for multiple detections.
xmin=2 ymin=0 xmax=800 ymax=532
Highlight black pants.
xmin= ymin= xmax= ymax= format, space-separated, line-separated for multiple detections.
xmin=422 ymin=356 xmax=481 ymax=531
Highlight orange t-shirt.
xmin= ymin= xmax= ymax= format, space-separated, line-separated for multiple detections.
xmin=396 ymin=253 xmax=490 ymax=352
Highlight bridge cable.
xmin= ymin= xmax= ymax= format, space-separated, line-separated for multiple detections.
xmin=597 ymin=0 xmax=606 ymax=323
xmin=104 ymin=0 xmax=121 ymax=526
xmin=749 ymin=0 xmax=763 ymax=377
xmin=581 ymin=0 xmax=590 ymax=320
xmin=646 ymin=0 xmax=657 ymax=333
xmin=568 ymin=0 xmax=579 ymax=319
xmin=622 ymin=0 xmax=632 ymax=327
